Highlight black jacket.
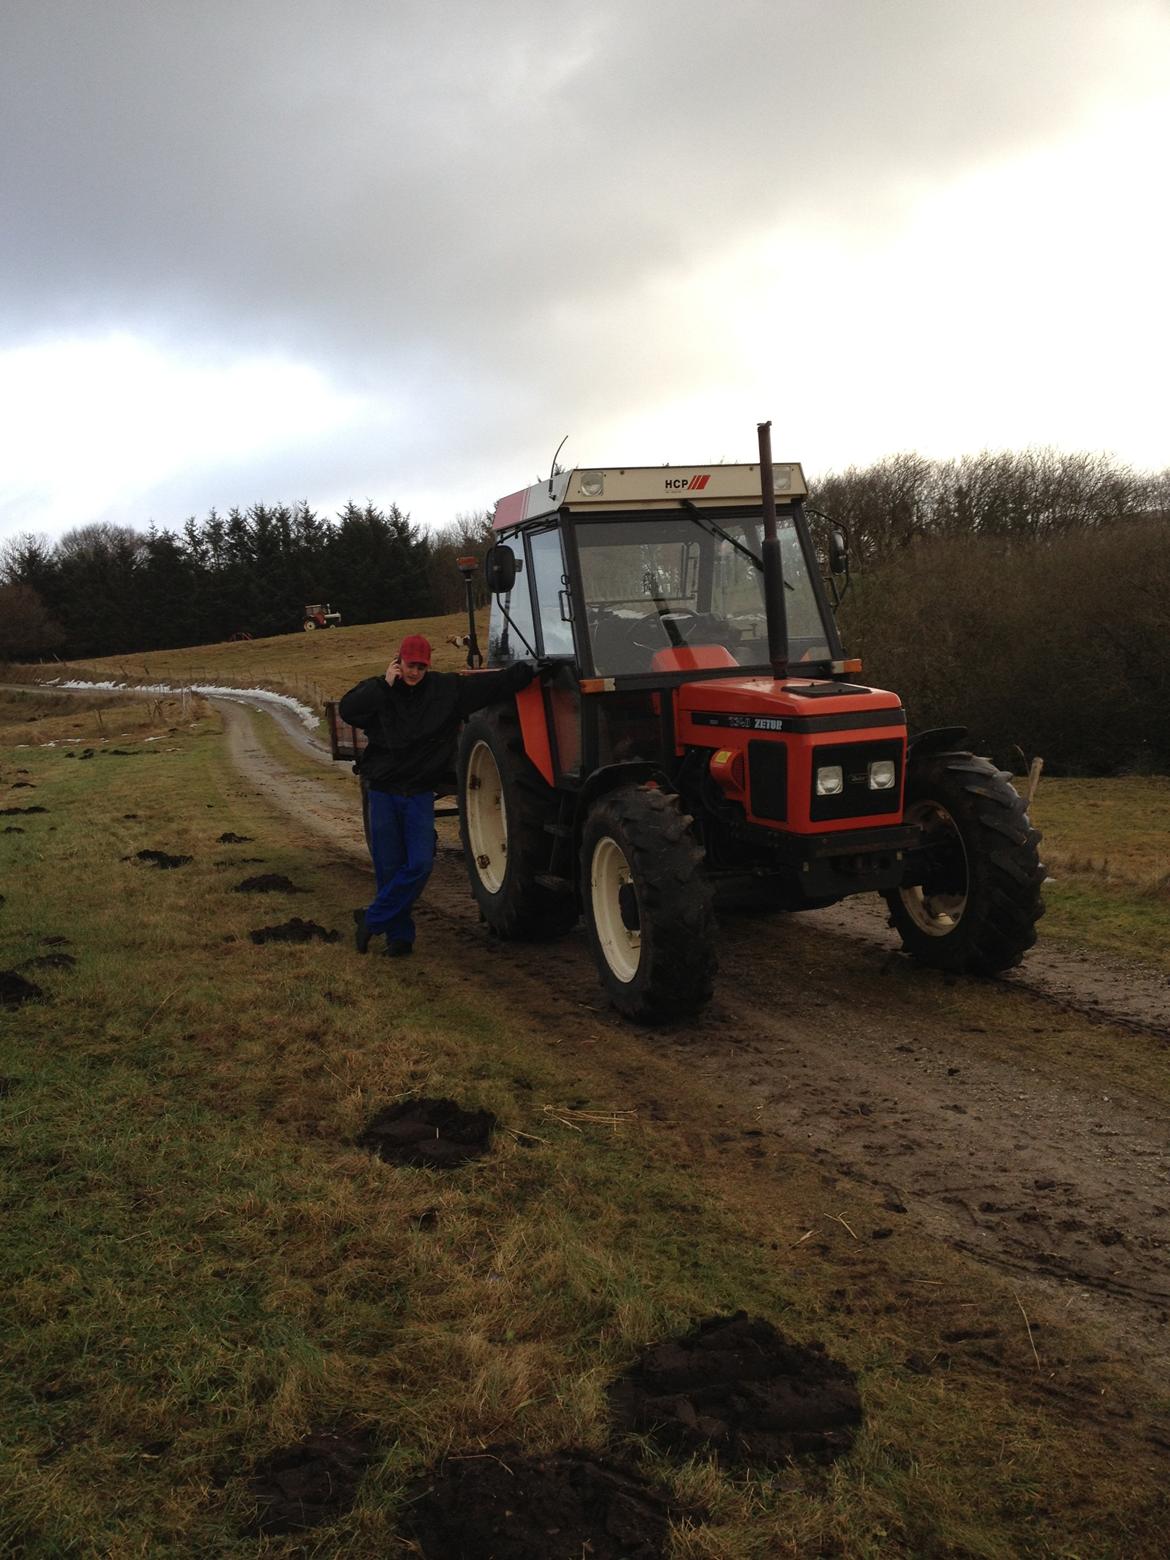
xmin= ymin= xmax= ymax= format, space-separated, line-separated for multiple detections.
xmin=338 ymin=662 xmax=535 ymax=794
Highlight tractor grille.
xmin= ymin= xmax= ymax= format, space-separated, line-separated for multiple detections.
xmin=809 ymin=739 xmax=903 ymax=823
xmin=748 ymin=740 xmax=788 ymax=822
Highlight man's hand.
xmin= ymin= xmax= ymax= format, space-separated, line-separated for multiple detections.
xmin=385 ymin=657 xmax=402 ymax=686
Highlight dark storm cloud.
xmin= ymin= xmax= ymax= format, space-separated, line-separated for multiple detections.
xmin=0 ymin=0 xmax=1163 ymax=532
xmin=2 ymin=1 xmax=1145 ymax=350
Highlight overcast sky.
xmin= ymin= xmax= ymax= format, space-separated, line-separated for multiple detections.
xmin=2 ymin=0 xmax=1167 ymax=547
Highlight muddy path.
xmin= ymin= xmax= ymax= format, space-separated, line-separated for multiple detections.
xmin=211 ymin=699 xmax=1170 ymax=1388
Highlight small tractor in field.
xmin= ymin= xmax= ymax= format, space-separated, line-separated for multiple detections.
xmin=304 ymin=602 xmax=342 ymax=631
xmin=451 ymin=423 xmax=1045 ymax=1022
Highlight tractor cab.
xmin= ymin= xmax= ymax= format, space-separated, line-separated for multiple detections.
xmin=453 ymin=439 xmax=1044 ymax=1024
xmin=486 ymin=462 xmax=839 ymax=682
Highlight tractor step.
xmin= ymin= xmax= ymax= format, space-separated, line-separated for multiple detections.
xmin=535 ymin=872 xmax=574 ymax=895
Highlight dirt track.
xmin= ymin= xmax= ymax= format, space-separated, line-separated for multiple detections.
xmin=210 ymin=698 xmax=1170 ymax=1391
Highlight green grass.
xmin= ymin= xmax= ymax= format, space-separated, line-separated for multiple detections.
xmin=1029 ymin=775 xmax=1170 ymax=972
xmin=3 ymin=700 xmax=1170 ymax=1553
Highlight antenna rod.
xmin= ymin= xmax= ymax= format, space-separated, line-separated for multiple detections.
xmin=548 ymin=435 xmax=568 ymax=497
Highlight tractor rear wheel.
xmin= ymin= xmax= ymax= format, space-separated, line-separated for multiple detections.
xmin=457 ymin=706 xmax=577 ymax=941
xmin=885 ymin=752 xmax=1044 ymax=974
xmin=303 ymin=619 xmax=317 ymax=631
xmin=581 ymin=784 xmax=715 ymax=1023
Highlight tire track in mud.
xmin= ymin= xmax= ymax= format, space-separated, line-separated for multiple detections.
xmin=216 ymin=701 xmax=1170 ymax=1383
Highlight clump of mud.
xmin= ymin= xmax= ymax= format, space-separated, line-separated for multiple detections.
xmin=245 ymin=1424 xmax=376 ymax=1535
xmin=42 ymin=935 xmax=70 ymax=947
xmin=401 ymin=1447 xmax=689 ymax=1560
xmin=1 ymin=805 xmax=47 ymax=816
xmin=218 ymin=832 xmax=254 ymax=844
xmin=10 ymin=781 xmax=35 ymax=789
xmin=1 ymin=971 xmax=44 ymax=1007
xmin=358 ymin=1097 xmax=495 ymax=1169
xmin=3 ymin=826 xmax=23 ymax=834
xmin=21 ymin=952 xmax=77 ymax=970
xmin=249 ymin=918 xmax=339 ymax=945
xmin=129 ymin=849 xmax=192 ymax=869
xmin=608 ymin=1312 xmax=862 ymax=1467
xmin=233 ymin=874 xmax=305 ymax=894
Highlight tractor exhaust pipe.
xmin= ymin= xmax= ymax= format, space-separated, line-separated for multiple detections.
xmin=456 ymin=556 xmax=484 ymax=668
xmin=757 ymin=420 xmax=789 ymax=682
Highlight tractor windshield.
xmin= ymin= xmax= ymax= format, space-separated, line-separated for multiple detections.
xmin=576 ymin=513 xmax=832 ymax=677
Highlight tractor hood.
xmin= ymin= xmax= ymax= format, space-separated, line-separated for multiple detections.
xmin=674 ymin=676 xmax=904 ymax=739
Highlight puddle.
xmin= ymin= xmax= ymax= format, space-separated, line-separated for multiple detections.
xmin=608 ymin=1312 xmax=862 ymax=1467
xmin=358 ymin=1097 xmax=495 ymax=1169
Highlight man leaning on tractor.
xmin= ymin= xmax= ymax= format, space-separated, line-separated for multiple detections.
xmin=339 ymin=633 xmax=537 ymax=957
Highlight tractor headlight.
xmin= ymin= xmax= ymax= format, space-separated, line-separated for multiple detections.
xmin=868 ymin=759 xmax=896 ymax=790
xmin=815 ymin=764 xmax=844 ymax=797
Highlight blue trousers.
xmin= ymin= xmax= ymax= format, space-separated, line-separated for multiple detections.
xmin=364 ymin=789 xmax=436 ymax=945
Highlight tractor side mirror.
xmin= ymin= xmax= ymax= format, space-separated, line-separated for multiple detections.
xmin=828 ymin=528 xmax=848 ymax=576
xmin=484 ymin=543 xmax=517 ymax=595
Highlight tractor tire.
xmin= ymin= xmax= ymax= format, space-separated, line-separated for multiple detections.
xmin=580 ymin=784 xmax=715 ymax=1024
xmin=303 ymin=619 xmax=317 ymax=631
xmin=884 ymin=752 xmax=1044 ymax=975
xmin=457 ymin=706 xmax=577 ymax=941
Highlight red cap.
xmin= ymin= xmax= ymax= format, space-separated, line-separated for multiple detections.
xmin=398 ymin=633 xmax=432 ymax=666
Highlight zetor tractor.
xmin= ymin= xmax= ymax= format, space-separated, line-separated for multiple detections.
xmin=456 ymin=425 xmax=1044 ymax=1023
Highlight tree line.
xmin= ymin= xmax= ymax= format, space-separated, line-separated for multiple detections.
xmin=0 ymin=502 xmax=493 ymax=661
xmin=2 ymin=448 xmax=1167 ymax=772
xmin=821 ymin=450 xmax=1169 ymax=774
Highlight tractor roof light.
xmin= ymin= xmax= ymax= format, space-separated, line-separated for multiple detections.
xmin=772 ymin=463 xmax=797 ymax=493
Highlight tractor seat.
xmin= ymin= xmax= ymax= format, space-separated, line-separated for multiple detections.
xmin=649 ymin=644 xmax=739 ymax=673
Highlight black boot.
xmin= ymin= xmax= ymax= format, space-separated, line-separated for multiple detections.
xmin=353 ymin=908 xmax=374 ymax=954
xmin=384 ymin=939 xmax=414 ymax=958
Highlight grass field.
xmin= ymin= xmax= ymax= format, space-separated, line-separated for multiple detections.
xmin=2 ymin=693 xmax=1169 ymax=1553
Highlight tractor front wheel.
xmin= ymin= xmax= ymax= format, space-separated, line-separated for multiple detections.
xmin=457 ymin=706 xmax=577 ymax=941
xmin=885 ymin=752 xmax=1044 ymax=974
xmin=581 ymin=785 xmax=715 ymax=1023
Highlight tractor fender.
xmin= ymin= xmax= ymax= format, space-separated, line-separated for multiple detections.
xmin=572 ymin=761 xmax=673 ymax=843
xmin=908 ymin=725 xmax=968 ymax=757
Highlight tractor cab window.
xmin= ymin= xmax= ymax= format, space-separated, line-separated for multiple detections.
xmin=577 ymin=514 xmax=831 ymax=676
xmin=528 ymin=527 xmax=576 ymax=656
xmin=487 ymin=542 xmax=537 ymax=663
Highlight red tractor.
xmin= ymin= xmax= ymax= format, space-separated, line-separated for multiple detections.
xmin=453 ymin=425 xmax=1045 ymax=1022
xmin=304 ymin=602 xmax=342 ymax=631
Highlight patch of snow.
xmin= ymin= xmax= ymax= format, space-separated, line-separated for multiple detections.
xmin=53 ymin=678 xmax=319 ymax=729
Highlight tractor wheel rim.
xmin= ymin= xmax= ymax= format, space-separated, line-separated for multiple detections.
xmin=899 ymin=798 xmax=969 ymax=935
xmin=591 ymin=836 xmax=640 ymax=983
xmin=465 ymin=740 xmax=507 ymax=894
